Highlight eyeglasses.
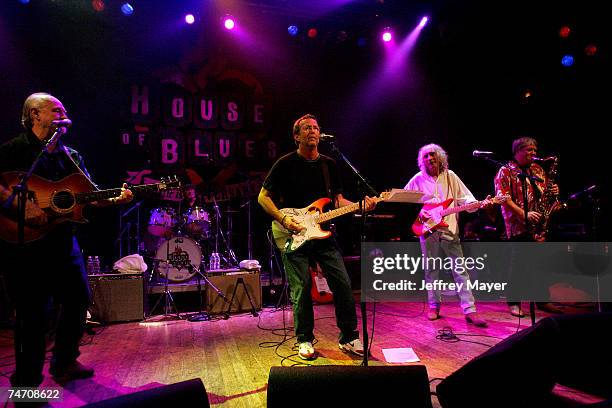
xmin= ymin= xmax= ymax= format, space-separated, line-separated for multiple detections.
xmin=301 ymin=125 xmax=320 ymax=131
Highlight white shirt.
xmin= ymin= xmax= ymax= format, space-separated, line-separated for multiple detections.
xmin=404 ymin=169 xmax=477 ymax=236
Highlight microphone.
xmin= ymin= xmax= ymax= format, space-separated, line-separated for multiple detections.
xmin=472 ymin=150 xmax=495 ymax=158
xmin=51 ymin=119 xmax=72 ymax=128
xmin=319 ymin=133 xmax=336 ymax=141
xmin=569 ymin=185 xmax=597 ymax=200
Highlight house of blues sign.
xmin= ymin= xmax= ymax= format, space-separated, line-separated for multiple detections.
xmin=119 ymin=79 xmax=278 ymax=201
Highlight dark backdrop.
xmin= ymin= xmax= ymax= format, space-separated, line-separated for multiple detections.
xmin=1 ymin=0 xmax=608 ymax=268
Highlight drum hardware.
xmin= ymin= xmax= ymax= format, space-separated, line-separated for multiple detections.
xmin=147 ymin=237 xmax=182 ymax=320
xmin=117 ymin=200 xmax=144 ymax=259
xmin=186 ymin=269 xmax=232 ymax=322
xmin=210 ymin=195 xmax=239 ymax=268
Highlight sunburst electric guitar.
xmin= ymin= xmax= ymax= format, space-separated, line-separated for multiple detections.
xmin=0 ymin=172 xmax=180 ymax=243
xmin=271 ymin=191 xmax=395 ymax=252
xmin=411 ymin=195 xmax=509 ymax=236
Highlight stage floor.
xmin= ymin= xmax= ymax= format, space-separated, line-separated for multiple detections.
xmin=0 ymin=300 xmax=599 ymax=407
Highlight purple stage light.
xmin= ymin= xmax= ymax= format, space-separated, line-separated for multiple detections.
xmin=419 ymin=16 xmax=429 ymax=28
xmin=382 ymin=28 xmax=392 ymax=43
xmin=224 ymin=16 xmax=236 ymax=30
xmin=185 ymin=14 xmax=195 ymax=24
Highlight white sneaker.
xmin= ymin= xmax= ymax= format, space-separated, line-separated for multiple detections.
xmin=298 ymin=341 xmax=316 ymax=360
xmin=339 ymin=338 xmax=364 ymax=356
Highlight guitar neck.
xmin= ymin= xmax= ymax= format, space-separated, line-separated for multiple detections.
xmin=440 ymin=200 xmax=482 ymax=217
xmin=75 ymin=183 xmax=165 ymax=204
xmin=315 ymin=196 xmax=383 ymax=224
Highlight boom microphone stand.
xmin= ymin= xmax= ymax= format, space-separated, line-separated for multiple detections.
xmin=325 ymin=138 xmax=378 ymax=366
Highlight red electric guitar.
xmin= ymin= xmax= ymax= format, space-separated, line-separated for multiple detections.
xmin=309 ymin=263 xmax=333 ymax=304
xmin=412 ymin=195 xmax=509 ymax=236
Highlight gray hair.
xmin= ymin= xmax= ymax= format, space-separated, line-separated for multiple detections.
xmin=417 ymin=143 xmax=449 ymax=173
xmin=21 ymin=92 xmax=55 ymax=129
xmin=512 ymin=137 xmax=537 ymax=156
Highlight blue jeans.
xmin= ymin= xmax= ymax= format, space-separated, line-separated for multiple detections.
xmin=282 ymin=238 xmax=358 ymax=344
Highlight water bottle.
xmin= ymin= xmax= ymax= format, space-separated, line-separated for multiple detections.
xmin=93 ymin=256 xmax=101 ymax=274
xmin=213 ymin=252 xmax=220 ymax=270
xmin=209 ymin=252 xmax=217 ymax=271
xmin=86 ymin=256 xmax=94 ymax=275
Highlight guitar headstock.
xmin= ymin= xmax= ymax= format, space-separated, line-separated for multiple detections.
xmin=159 ymin=175 xmax=181 ymax=191
xmin=493 ymin=194 xmax=510 ymax=204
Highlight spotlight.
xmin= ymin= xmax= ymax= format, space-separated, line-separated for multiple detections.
xmin=585 ymin=44 xmax=598 ymax=57
xmin=307 ymin=28 xmax=318 ymax=38
xmin=185 ymin=14 xmax=195 ymax=24
xmin=288 ymin=25 xmax=298 ymax=36
xmin=223 ymin=16 xmax=236 ymax=30
xmin=559 ymin=26 xmax=571 ymax=39
xmin=19 ymin=0 xmax=30 ymax=4
xmin=91 ymin=0 xmax=105 ymax=12
xmin=381 ymin=27 xmax=392 ymax=42
xmin=561 ymin=54 xmax=574 ymax=67
xmin=120 ymin=2 xmax=134 ymax=16
xmin=418 ymin=16 xmax=429 ymax=28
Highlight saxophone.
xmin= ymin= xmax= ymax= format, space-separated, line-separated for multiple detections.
xmin=533 ymin=156 xmax=565 ymax=241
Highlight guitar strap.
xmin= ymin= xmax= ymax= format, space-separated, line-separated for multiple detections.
xmin=60 ymin=145 xmax=100 ymax=190
xmin=320 ymin=158 xmax=334 ymax=206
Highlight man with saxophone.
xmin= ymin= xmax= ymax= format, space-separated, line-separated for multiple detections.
xmin=494 ymin=137 xmax=563 ymax=316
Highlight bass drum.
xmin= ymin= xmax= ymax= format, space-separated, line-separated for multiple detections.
xmin=155 ymin=236 xmax=201 ymax=282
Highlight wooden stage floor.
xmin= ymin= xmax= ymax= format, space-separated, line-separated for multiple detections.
xmin=0 ymin=300 xmax=599 ymax=407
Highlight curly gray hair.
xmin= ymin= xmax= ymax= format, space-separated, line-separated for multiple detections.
xmin=417 ymin=143 xmax=449 ymax=174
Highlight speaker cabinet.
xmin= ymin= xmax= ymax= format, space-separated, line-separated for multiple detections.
xmin=81 ymin=378 xmax=209 ymax=408
xmin=88 ymin=273 xmax=144 ymax=323
xmin=206 ymin=271 xmax=261 ymax=314
xmin=437 ymin=313 xmax=612 ymax=408
xmin=268 ymin=365 xmax=432 ymax=408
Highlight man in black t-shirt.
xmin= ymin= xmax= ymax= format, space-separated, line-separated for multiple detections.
xmin=258 ymin=114 xmax=375 ymax=360
xmin=0 ymin=92 xmax=132 ymax=386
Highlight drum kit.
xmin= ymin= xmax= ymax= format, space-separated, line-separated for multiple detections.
xmin=145 ymin=195 xmax=244 ymax=285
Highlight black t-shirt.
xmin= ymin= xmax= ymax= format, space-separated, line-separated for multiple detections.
xmin=262 ymin=151 xmax=342 ymax=209
xmin=0 ymin=131 xmax=92 ymax=182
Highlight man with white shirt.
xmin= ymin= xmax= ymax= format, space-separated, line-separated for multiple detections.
xmin=405 ymin=144 xmax=489 ymax=327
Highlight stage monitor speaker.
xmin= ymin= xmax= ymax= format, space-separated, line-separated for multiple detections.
xmin=268 ymin=365 xmax=432 ymax=408
xmin=437 ymin=313 xmax=612 ymax=408
xmin=206 ymin=271 xmax=261 ymax=314
xmin=81 ymin=378 xmax=209 ymax=408
xmin=88 ymin=273 xmax=144 ymax=323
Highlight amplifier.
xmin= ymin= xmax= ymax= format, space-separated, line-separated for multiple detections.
xmin=88 ymin=273 xmax=144 ymax=323
xmin=206 ymin=271 xmax=261 ymax=314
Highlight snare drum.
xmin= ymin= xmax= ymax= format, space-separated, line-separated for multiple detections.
xmin=184 ymin=206 xmax=210 ymax=237
xmin=155 ymin=236 xmax=201 ymax=282
xmin=148 ymin=207 xmax=176 ymax=237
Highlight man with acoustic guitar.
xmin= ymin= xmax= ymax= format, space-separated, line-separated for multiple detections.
xmin=258 ymin=114 xmax=376 ymax=360
xmin=0 ymin=93 xmax=133 ymax=387
xmin=405 ymin=143 xmax=492 ymax=327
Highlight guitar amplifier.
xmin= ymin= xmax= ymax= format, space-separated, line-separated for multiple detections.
xmin=88 ymin=273 xmax=144 ymax=323
xmin=206 ymin=270 xmax=261 ymax=314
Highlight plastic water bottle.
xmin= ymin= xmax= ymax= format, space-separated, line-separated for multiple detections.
xmin=87 ymin=256 xmax=95 ymax=275
xmin=210 ymin=252 xmax=220 ymax=270
xmin=93 ymin=256 xmax=101 ymax=274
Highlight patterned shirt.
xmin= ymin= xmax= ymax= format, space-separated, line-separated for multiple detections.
xmin=494 ymin=161 xmax=546 ymax=239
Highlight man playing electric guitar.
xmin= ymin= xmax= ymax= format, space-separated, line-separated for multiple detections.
xmin=258 ymin=114 xmax=376 ymax=360
xmin=405 ymin=144 xmax=493 ymax=327
xmin=0 ymin=93 xmax=133 ymax=387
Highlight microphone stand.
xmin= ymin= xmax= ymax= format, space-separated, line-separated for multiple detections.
xmin=480 ymin=156 xmax=543 ymax=325
xmin=2 ymin=127 xmax=66 ymax=248
xmin=326 ymin=140 xmax=377 ymax=366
